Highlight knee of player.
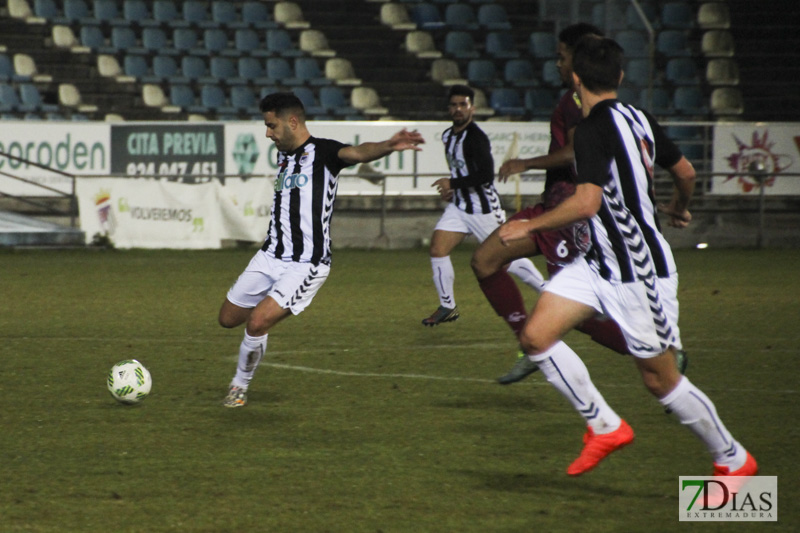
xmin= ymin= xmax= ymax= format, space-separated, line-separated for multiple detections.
xmin=470 ymin=248 xmax=494 ymax=279
xmin=518 ymin=328 xmax=549 ymax=356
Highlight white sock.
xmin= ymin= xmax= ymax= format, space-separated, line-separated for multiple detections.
xmin=531 ymin=342 xmax=622 ymax=434
xmin=231 ymin=331 xmax=268 ymax=390
xmin=507 ymin=257 xmax=546 ymax=293
xmin=660 ymin=376 xmax=747 ymax=470
xmin=430 ymin=256 xmax=456 ymax=308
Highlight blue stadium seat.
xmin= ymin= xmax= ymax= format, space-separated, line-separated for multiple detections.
xmin=169 ymin=84 xmax=199 ymax=111
xmin=200 ymin=84 xmax=236 ymax=114
xmin=234 ymin=29 xmax=270 ymax=57
xmin=79 ymin=25 xmax=109 ymax=52
xmin=20 ymin=83 xmax=59 ymax=112
xmin=152 ymin=55 xmax=180 ymax=82
xmin=211 ymin=1 xmax=237 ymax=26
xmin=319 ymin=86 xmax=361 ymax=118
xmin=0 ymin=55 xmax=21 ymax=82
xmin=661 ymin=2 xmax=694 ymax=30
xmin=504 ymin=58 xmax=537 ymax=88
xmin=266 ymin=29 xmax=304 ymax=58
xmin=444 ymin=31 xmax=479 ymax=59
xmin=673 ymin=86 xmax=707 ymax=116
xmin=153 ymin=0 xmax=182 ymax=26
xmin=173 ymin=28 xmax=205 ymax=56
xmin=203 ymin=29 xmax=231 ymax=56
xmin=485 ymin=32 xmax=519 ymax=59
xmin=293 ymin=86 xmax=327 ymax=116
xmin=142 ymin=28 xmax=173 ymax=54
xmin=123 ymin=0 xmax=157 ymax=26
xmin=411 ymin=3 xmax=445 ymax=30
xmin=183 ymin=1 xmax=213 ymax=28
xmin=640 ymin=87 xmax=673 ymax=115
xmin=624 ymin=58 xmax=652 ymax=88
xmin=94 ymin=0 xmax=124 ymax=25
xmin=241 ymin=1 xmax=278 ymax=29
xmin=237 ymin=57 xmax=270 ymax=85
xmin=466 ymin=59 xmax=499 ymax=88
xmin=444 ymin=3 xmax=478 ymax=30
xmin=657 ymin=30 xmax=691 ymax=57
xmin=591 ymin=2 xmax=626 ymax=32
xmin=477 ymin=4 xmax=511 ymax=30
xmin=293 ymin=58 xmax=331 ymax=86
xmin=210 ymin=57 xmax=246 ymax=85
xmin=180 ymin=56 xmax=210 ymax=83
xmin=267 ymin=57 xmax=294 ymax=84
xmin=63 ymin=0 xmax=91 ymax=23
xmin=529 ymin=31 xmax=556 ymax=59
xmin=0 ymin=83 xmax=35 ymax=113
xmin=540 ymin=59 xmax=561 ymax=87
xmin=490 ymin=88 xmax=525 ymax=116
xmin=230 ymin=85 xmax=257 ymax=111
xmin=33 ymin=0 xmax=59 ymax=20
xmin=111 ymin=26 xmax=142 ymax=54
xmin=524 ymin=87 xmax=556 ymax=117
xmin=616 ymin=30 xmax=649 ymax=58
xmin=123 ymin=54 xmax=149 ymax=79
xmin=666 ymin=57 xmax=700 ymax=85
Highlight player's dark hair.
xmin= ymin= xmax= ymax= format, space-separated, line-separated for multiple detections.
xmin=448 ymin=84 xmax=474 ymax=102
xmin=573 ymin=36 xmax=624 ymax=93
xmin=259 ymin=91 xmax=306 ymax=120
xmin=559 ymin=22 xmax=604 ymax=49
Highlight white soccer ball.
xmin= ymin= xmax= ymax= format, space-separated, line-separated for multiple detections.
xmin=107 ymin=359 xmax=152 ymax=404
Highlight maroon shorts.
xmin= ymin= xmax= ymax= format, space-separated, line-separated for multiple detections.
xmin=510 ymin=182 xmax=591 ymax=276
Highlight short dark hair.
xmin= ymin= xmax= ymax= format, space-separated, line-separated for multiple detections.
xmin=558 ymin=22 xmax=604 ymax=50
xmin=573 ymin=36 xmax=624 ymax=93
xmin=448 ymin=84 xmax=474 ymax=102
xmin=259 ymin=91 xmax=305 ymax=120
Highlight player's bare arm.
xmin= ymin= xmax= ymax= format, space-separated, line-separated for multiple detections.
xmin=338 ymin=129 xmax=424 ymax=165
xmin=499 ymin=182 xmax=601 ymax=244
xmin=498 ymin=127 xmax=576 ymax=182
xmin=432 ymin=177 xmax=453 ymax=201
xmin=657 ymin=156 xmax=696 ymax=228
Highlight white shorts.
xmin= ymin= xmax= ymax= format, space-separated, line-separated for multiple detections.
xmin=545 ymin=259 xmax=682 ymax=358
xmin=226 ymin=250 xmax=330 ymax=315
xmin=434 ymin=203 xmax=506 ymax=243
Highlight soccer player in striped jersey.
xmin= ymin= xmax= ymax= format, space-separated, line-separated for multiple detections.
xmin=421 ymin=85 xmax=545 ymax=327
xmin=498 ymin=36 xmax=757 ymax=477
xmin=219 ymin=92 xmax=425 ymax=408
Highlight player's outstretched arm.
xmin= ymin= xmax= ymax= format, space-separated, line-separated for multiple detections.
xmin=338 ymin=129 xmax=425 ymax=165
xmin=497 ymin=128 xmax=576 ymax=182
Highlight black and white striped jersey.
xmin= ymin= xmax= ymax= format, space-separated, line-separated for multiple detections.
xmin=574 ymin=99 xmax=683 ymax=284
xmin=442 ymin=121 xmax=503 ymax=216
xmin=261 ymin=136 xmax=351 ymax=266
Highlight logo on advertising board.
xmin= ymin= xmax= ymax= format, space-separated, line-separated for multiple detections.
xmin=679 ymin=476 xmax=777 ymax=522
xmin=724 ymin=130 xmax=792 ymax=192
xmin=94 ymin=190 xmax=116 ymax=236
xmin=232 ymin=133 xmax=260 ymax=176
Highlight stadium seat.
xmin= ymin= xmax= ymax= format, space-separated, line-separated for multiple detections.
xmin=152 ymin=55 xmax=180 ymax=81
xmin=592 ymin=2 xmax=626 ymax=32
xmin=319 ymin=86 xmax=361 ymax=118
xmin=0 ymin=83 xmax=25 ymax=112
xmin=485 ymin=32 xmax=520 ymax=59
xmin=657 ymin=30 xmax=691 ymax=57
xmin=169 ymin=84 xmax=196 ymax=109
xmin=173 ymin=28 xmax=204 ymax=56
xmin=142 ymin=28 xmax=172 ymax=54
xmin=710 ymin=87 xmax=743 ymax=115
xmin=325 ymin=58 xmax=361 ymax=86
xmin=411 ymin=3 xmax=445 ymax=30
xmin=430 ymin=58 xmax=466 ymax=86
xmin=153 ymin=0 xmax=181 ymax=26
xmin=661 ymin=2 xmax=695 ymax=30
xmin=293 ymin=58 xmax=331 ymax=86
xmin=123 ymin=54 xmax=149 ymax=79
xmin=8 ymin=0 xmax=33 ymax=20
xmin=477 ymin=4 xmax=511 ymax=30
xmin=701 ymin=30 xmax=735 ymax=57
xmin=201 ymin=85 xmax=236 ymax=114
xmin=142 ymin=84 xmax=171 ymax=110
xmin=52 ymin=25 xmax=82 ymax=49
xmin=504 ymin=58 xmax=538 ymax=88
xmin=266 ymin=58 xmax=294 ymax=84
xmin=241 ymin=1 xmax=277 ymax=29
xmin=238 ymin=57 xmax=270 ymax=85
xmin=471 ymin=87 xmax=495 ymax=117
xmin=211 ymin=1 xmax=237 ymax=27
xmin=79 ymin=25 xmax=109 ymax=53
xmin=300 ymin=30 xmax=335 ymax=58
xmin=673 ymin=86 xmax=707 ymax=116
xmin=540 ymin=59 xmax=561 ymax=87
xmin=444 ymin=3 xmax=478 ymax=31
xmin=274 ymin=1 xmax=310 ymax=29
xmin=706 ymin=58 xmax=740 ymax=86
xmin=210 ymin=57 xmax=246 ymax=85
xmin=58 ymin=83 xmax=98 ymax=113
xmin=0 ymin=55 xmax=22 ymax=82
xmin=697 ymin=2 xmax=730 ymax=29
xmin=93 ymin=0 xmax=124 ymax=25
xmin=405 ymin=31 xmax=441 ymax=59
xmin=180 ymin=56 xmax=210 ymax=83
xmin=524 ymin=87 xmax=555 ymax=117
xmin=529 ymin=31 xmax=556 ymax=59
xmin=33 ymin=0 xmax=58 ymax=20
xmin=626 ymin=1 xmax=659 ymax=31
xmin=203 ymin=29 xmax=231 ymax=56
xmin=230 ymin=85 xmax=257 ymax=111
xmin=235 ymin=29 xmax=270 ymax=58
xmin=351 ymin=86 xmax=388 ymax=116
xmin=489 ymin=88 xmax=525 ymax=116
xmin=13 ymin=54 xmax=51 ymax=83
xmin=19 ymin=83 xmax=59 ymax=113
xmin=380 ymin=3 xmax=415 ymax=30
xmin=110 ymin=26 xmax=140 ymax=54
xmin=666 ymin=57 xmax=700 ymax=85
xmin=123 ymin=0 xmax=156 ymax=26
xmin=293 ymin=86 xmax=327 ymax=116
xmin=444 ymin=31 xmax=479 ymax=60
xmin=63 ymin=0 xmax=90 ymax=23
xmin=466 ymin=59 xmax=498 ymax=88
xmin=625 ymin=58 xmax=652 ymax=88
xmin=266 ymin=29 xmax=304 ymax=57
xmin=183 ymin=1 xmax=213 ymax=28
xmin=640 ymin=87 xmax=673 ymax=115
xmin=616 ymin=30 xmax=649 ymax=58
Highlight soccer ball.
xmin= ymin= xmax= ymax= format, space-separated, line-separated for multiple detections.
xmin=107 ymin=359 xmax=152 ymax=404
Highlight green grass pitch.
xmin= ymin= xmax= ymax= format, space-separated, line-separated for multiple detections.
xmin=1 ymin=247 xmax=797 ymax=532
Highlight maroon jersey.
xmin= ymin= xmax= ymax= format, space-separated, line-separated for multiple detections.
xmin=544 ymin=90 xmax=583 ymax=194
